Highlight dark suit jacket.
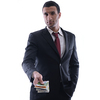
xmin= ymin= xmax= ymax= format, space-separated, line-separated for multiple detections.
xmin=22 ymin=27 xmax=79 ymax=100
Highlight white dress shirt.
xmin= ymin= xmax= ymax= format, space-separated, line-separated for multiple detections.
xmin=47 ymin=27 xmax=65 ymax=58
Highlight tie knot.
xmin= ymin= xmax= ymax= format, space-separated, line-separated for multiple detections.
xmin=52 ymin=32 xmax=59 ymax=38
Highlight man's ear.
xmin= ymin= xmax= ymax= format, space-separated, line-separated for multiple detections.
xmin=58 ymin=12 xmax=61 ymax=19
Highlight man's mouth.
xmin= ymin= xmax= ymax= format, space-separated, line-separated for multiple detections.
xmin=47 ymin=21 xmax=52 ymax=24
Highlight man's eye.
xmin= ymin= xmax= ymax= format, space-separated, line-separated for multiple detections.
xmin=44 ymin=13 xmax=48 ymax=16
xmin=51 ymin=12 xmax=55 ymax=15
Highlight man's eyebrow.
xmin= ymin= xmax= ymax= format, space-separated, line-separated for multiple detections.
xmin=51 ymin=11 xmax=55 ymax=13
xmin=43 ymin=11 xmax=55 ymax=15
xmin=44 ymin=12 xmax=48 ymax=16
xmin=44 ymin=12 xmax=48 ymax=14
xmin=51 ymin=11 xmax=55 ymax=12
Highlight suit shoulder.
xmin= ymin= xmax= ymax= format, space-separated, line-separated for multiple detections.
xmin=29 ymin=28 xmax=45 ymax=39
xmin=30 ymin=28 xmax=45 ymax=35
xmin=28 ymin=28 xmax=45 ymax=41
xmin=63 ymin=29 xmax=75 ymax=39
xmin=65 ymin=30 xmax=75 ymax=36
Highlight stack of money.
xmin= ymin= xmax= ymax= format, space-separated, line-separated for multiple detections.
xmin=35 ymin=81 xmax=49 ymax=93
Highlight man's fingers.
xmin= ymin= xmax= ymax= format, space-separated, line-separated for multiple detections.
xmin=33 ymin=77 xmax=44 ymax=86
xmin=33 ymin=78 xmax=39 ymax=86
xmin=33 ymin=71 xmax=44 ymax=85
xmin=39 ymin=77 xmax=44 ymax=84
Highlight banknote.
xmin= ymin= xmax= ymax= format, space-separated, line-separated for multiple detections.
xmin=35 ymin=81 xmax=49 ymax=93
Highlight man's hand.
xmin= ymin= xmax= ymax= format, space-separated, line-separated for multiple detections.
xmin=32 ymin=71 xmax=44 ymax=86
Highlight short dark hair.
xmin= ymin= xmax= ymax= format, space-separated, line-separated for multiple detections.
xmin=42 ymin=1 xmax=60 ymax=13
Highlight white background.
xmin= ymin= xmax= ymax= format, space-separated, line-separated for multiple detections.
xmin=0 ymin=0 xmax=100 ymax=100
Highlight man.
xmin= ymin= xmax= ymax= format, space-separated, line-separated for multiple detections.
xmin=22 ymin=1 xmax=79 ymax=100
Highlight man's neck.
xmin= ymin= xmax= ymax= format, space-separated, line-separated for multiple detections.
xmin=48 ymin=26 xmax=60 ymax=33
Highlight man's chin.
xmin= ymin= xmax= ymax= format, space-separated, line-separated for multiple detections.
xmin=47 ymin=25 xmax=54 ymax=29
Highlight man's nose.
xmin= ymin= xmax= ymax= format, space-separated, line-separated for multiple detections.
xmin=47 ymin=14 xmax=52 ymax=20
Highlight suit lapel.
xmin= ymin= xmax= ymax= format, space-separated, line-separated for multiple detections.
xmin=41 ymin=27 xmax=69 ymax=61
xmin=42 ymin=27 xmax=60 ymax=58
xmin=61 ymin=28 xmax=69 ymax=61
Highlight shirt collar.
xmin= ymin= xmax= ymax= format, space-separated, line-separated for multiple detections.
xmin=47 ymin=27 xmax=63 ymax=36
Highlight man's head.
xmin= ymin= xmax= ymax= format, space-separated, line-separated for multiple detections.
xmin=42 ymin=1 xmax=60 ymax=13
xmin=42 ymin=1 xmax=61 ymax=31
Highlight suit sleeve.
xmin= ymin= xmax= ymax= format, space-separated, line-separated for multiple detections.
xmin=69 ymin=35 xmax=79 ymax=89
xmin=22 ymin=33 xmax=38 ymax=83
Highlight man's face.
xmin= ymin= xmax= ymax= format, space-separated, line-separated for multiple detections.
xmin=42 ymin=6 xmax=61 ymax=28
